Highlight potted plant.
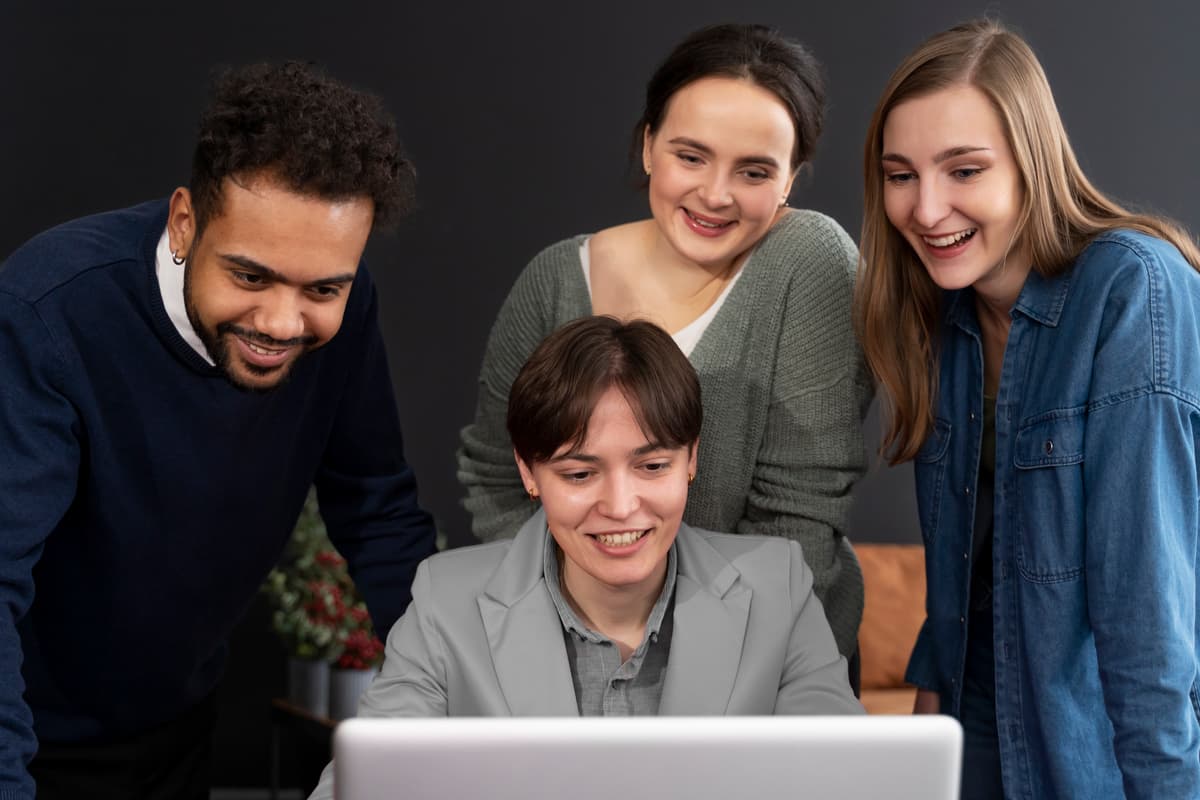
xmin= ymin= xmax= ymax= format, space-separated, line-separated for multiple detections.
xmin=261 ymin=490 xmax=355 ymax=717
xmin=328 ymin=603 xmax=386 ymax=720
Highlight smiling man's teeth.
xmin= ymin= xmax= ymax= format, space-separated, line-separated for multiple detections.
xmin=245 ymin=341 xmax=284 ymax=355
xmin=594 ymin=530 xmax=647 ymax=547
xmin=924 ymin=229 xmax=976 ymax=247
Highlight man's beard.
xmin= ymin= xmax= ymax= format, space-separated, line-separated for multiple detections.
xmin=183 ymin=264 xmax=317 ymax=393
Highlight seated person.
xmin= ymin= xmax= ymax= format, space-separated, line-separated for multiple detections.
xmin=311 ymin=316 xmax=861 ymax=797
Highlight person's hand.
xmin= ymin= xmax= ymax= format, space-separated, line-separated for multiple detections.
xmin=913 ymin=688 xmax=940 ymax=714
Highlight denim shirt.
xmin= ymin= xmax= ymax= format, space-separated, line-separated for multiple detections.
xmin=905 ymin=230 xmax=1200 ymax=799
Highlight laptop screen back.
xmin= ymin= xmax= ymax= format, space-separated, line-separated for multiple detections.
xmin=334 ymin=715 xmax=962 ymax=800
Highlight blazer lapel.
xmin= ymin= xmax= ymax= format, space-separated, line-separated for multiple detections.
xmin=659 ymin=527 xmax=751 ymax=714
xmin=477 ymin=511 xmax=579 ymax=716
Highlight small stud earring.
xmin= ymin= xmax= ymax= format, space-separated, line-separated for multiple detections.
xmin=527 ymin=487 xmax=540 ymax=501
xmin=171 ymin=250 xmax=186 ymax=266
xmin=688 ymin=472 xmax=695 ymax=486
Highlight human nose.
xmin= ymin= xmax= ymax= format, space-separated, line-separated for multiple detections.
xmin=913 ymin=177 xmax=950 ymax=229
xmin=597 ymin=472 xmax=640 ymax=519
xmin=253 ymin=289 xmax=306 ymax=343
xmin=697 ymin=171 xmax=733 ymax=209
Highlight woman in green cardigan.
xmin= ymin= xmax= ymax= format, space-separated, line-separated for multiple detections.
xmin=458 ymin=23 xmax=871 ymax=661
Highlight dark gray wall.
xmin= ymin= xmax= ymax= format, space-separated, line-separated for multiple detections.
xmin=3 ymin=0 xmax=1196 ymax=787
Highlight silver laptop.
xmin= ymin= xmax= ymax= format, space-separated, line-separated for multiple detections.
xmin=334 ymin=715 xmax=962 ymax=800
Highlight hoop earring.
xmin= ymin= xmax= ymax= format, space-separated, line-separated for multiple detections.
xmin=171 ymin=250 xmax=186 ymax=266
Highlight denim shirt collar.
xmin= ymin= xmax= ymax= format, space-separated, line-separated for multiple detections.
xmin=943 ymin=267 xmax=1074 ymax=334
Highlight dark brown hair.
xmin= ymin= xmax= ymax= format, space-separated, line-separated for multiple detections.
xmin=190 ymin=61 xmax=415 ymax=237
xmin=508 ymin=317 xmax=702 ymax=465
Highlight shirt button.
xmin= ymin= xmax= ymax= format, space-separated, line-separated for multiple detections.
xmin=959 ymin=616 xmax=966 ymax=624
xmin=965 ymin=486 xmax=972 ymax=496
xmin=1044 ymin=440 xmax=1054 ymax=455
xmin=963 ymin=551 xmax=969 ymax=561
xmin=970 ymin=411 xmax=977 ymax=421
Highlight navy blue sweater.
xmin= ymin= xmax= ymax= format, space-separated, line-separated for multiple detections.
xmin=0 ymin=200 xmax=437 ymax=798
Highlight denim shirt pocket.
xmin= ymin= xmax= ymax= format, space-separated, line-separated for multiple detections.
xmin=1013 ymin=407 xmax=1087 ymax=582
xmin=914 ymin=417 xmax=952 ymax=544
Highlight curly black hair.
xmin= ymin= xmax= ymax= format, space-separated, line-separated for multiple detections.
xmin=190 ymin=61 xmax=414 ymax=235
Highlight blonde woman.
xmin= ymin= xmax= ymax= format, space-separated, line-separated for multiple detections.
xmin=855 ymin=19 xmax=1200 ymax=800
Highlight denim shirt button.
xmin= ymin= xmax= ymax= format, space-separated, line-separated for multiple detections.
xmin=1044 ymin=439 xmax=1054 ymax=455
xmin=964 ymin=486 xmax=972 ymax=496
xmin=963 ymin=551 xmax=969 ymax=561
xmin=959 ymin=616 xmax=966 ymax=624
xmin=970 ymin=411 xmax=977 ymax=421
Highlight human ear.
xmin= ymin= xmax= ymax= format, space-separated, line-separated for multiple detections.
xmin=166 ymin=187 xmax=196 ymax=261
xmin=515 ymin=450 xmax=540 ymax=497
xmin=641 ymin=124 xmax=654 ymax=176
xmin=781 ymin=167 xmax=801 ymax=206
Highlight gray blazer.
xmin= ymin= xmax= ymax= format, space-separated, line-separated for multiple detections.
xmin=311 ymin=512 xmax=861 ymax=798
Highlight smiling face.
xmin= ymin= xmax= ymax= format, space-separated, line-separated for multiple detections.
xmin=166 ymin=173 xmax=374 ymax=391
xmin=642 ymin=76 xmax=797 ymax=273
xmin=516 ymin=386 xmax=697 ymax=601
xmin=881 ymin=84 xmax=1030 ymax=304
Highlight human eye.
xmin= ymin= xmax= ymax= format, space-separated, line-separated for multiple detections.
xmin=232 ymin=271 xmax=267 ymax=287
xmin=558 ymin=468 xmax=594 ymax=484
xmin=638 ymin=459 xmax=674 ymax=476
xmin=951 ymin=167 xmax=984 ymax=180
xmin=675 ymin=151 xmax=703 ymax=166
xmin=884 ymin=171 xmax=916 ymax=185
xmin=740 ymin=167 xmax=771 ymax=183
xmin=308 ymin=284 xmax=343 ymax=300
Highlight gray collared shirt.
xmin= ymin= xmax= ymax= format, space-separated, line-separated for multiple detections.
xmin=543 ymin=531 xmax=676 ymax=716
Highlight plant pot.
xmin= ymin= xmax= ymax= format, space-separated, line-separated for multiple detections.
xmin=329 ymin=666 xmax=379 ymax=720
xmin=287 ymin=656 xmax=330 ymax=718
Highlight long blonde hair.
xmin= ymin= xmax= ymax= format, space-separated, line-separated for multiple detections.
xmin=855 ymin=18 xmax=1200 ymax=464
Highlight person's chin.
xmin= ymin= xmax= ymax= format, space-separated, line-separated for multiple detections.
xmin=221 ymin=355 xmax=298 ymax=393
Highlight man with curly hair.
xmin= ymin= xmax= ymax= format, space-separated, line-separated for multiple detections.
xmin=0 ymin=62 xmax=437 ymax=799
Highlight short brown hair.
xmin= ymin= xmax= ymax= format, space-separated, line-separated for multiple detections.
xmin=508 ymin=317 xmax=702 ymax=466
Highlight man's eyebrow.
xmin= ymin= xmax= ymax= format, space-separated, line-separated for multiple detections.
xmin=881 ymin=146 xmax=992 ymax=166
xmin=668 ymin=137 xmax=781 ymax=170
xmin=218 ymin=253 xmax=355 ymax=286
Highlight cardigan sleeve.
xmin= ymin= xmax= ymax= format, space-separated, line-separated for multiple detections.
xmin=457 ymin=245 xmax=572 ymax=542
xmin=736 ymin=213 xmax=872 ymax=657
xmin=0 ymin=292 xmax=80 ymax=800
